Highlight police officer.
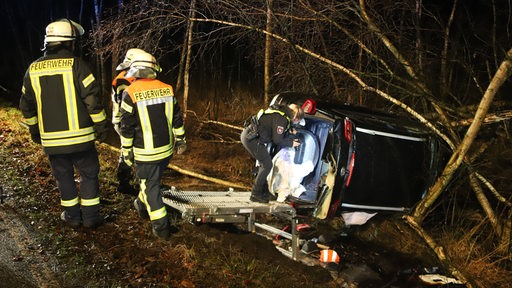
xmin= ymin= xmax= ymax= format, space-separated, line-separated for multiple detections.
xmin=119 ymin=50 xmax=187 ymax=240
xmin=241 ymin=103 xmax=304 ymax=203
xmin=19 ymin=19 xmax=108 ymax=229
xmin=111 ymin=48 xmax=147 ymax=195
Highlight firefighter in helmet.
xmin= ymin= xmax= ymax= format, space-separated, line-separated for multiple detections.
xmin=19 ymin=19 xmax=108 ymax=229
xmin=119 ymin=50 xmax=187 ymax=240
xmin=111 ymin=48 xmax=148 ymax=195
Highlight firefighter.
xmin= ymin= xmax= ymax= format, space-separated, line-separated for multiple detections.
xmin=111 ymin=48 xmax=148 ymax=195
xmin=19 ymin=19 xmax=108 ymax=229
xmin=241 ymin=103 xmax=304 ymax=203
xmin=119 ymin=50 xmax=187 ymax=240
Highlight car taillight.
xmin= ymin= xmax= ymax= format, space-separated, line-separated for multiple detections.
xmin=344 ymin=118 xmax=353 ymax=142
xmin=302 ymin=99 xmax=316 ymax=114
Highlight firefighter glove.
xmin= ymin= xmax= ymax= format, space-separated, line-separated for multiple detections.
xmin=122 ymin=147 xmax=134 ymax=167
xmin=94 ymin=121 xmax=109 ymax=143
xmin=175 ymin=139 xmax=187 ymax=155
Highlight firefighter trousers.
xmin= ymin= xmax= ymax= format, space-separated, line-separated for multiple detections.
xmin=48 ymin=148 xmax=101 ymax=224
xmin=135 ymin=157 xmax=170 ymax=230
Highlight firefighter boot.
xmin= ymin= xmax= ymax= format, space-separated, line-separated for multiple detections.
xmin=60 ymin=209 xmax=81 ymax=228
xmin=82 ymin=205 xmax=104 ymax=229
xmin=133 ymin=198 xmax=149 ymax=219
xmin=152 ymin=218 xmax=171 ymax=241
xmin=249 ymin=192 xmax=269 ymax=203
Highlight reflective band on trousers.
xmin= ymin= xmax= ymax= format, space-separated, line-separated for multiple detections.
xmin=81 ymin=197 xmax=100 ymax=206
xmin=320 ymin=249 xmax=340 ymax=264
xmin=138 ymin=179 xmax=167 ymax=221
xmin=149 ymin=206 xmax=167 ymax=221
xmin=61 ymin=197 xmax=80 ymax=207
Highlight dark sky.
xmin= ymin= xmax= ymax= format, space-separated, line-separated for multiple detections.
xmin=0 ymin=0 xmax=118 ymax=102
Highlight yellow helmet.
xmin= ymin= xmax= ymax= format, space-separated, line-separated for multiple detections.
xmin=116 ymin=48 xmax=148 ymax=71
xmin=44 ymin=19 xmax=84 ymax=44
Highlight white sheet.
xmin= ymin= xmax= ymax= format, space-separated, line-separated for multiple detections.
xmin=267 ymin=148 xmax=314 ymax=202
xmin=342 ymin=212 xmax=378 ymax=226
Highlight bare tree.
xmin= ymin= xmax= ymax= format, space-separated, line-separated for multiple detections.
xmin=89 ymin=1 xmax=512 ymax=281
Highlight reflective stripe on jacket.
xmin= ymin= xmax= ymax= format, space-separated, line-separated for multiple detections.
xmin=119 ymin=78 xmax=185 ymax=163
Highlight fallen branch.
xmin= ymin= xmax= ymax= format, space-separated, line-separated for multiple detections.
xmin=450 ymin=110 xmax=512 ymax=127
xmin=167 ymin=163 xmax=250 ymax=190
xmin=108 ymin=145 xmax=250 ymax=190
xmin=202 ymin=119 xmax=243 ymax=131
xmin=404 ymin=215 xmax=473 ymax=288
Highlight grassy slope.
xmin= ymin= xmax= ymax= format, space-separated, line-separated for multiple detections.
xmin=0 ymin=100 xmax=337 ymax=287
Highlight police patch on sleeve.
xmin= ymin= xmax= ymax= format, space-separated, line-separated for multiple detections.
xmin=277 ymin=126 xmax=284 ymax=134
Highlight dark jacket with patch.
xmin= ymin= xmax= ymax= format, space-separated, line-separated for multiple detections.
xmin=257 ymin=105 xmax=295 ymax=147
xmin=19 ymin=47 xmax=107 ymax=155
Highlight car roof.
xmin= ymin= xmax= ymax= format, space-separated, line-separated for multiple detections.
xmin=272 ymin=91 xmax=432 ymax=136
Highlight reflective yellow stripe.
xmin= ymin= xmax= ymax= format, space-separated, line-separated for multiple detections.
xmin=82 ymin=73 xmax=95 ymax=88
xmin=42 ymin=133 xmax=95 ymax=147
xmin=137 ymin=104 xmax=154 ymax=148
xmin=149 ymin=206 xmax=167 ymax=221
xmin=121 ymin=101 xmax=133 ymax=113
xmin=173 ymin=126 xmax=185 ymax=137
xmin=90 ymin=110 xmax=106 ymax=123
xmin=63 ymin=71 xmax=79 ymax=130
xmin=25 ymin=116 xmax=38 ymax=126
xmin=41 ymin=127 xmax=95 ymax=147
xmin=30 ymin=73 xmax=43 ymax=128
xmin=61 ymin=197 xmax=80 ymax=207
xmin=120 ymin=135 xmax=133 ymax=148
xmin=165 ymin=98 xmax=174 ymax=134
xmin=81 ymin=197 xmax=100 ymax=206
xmin=133 ymin=144 xmax=172 ymax=162
xmin=112 ymin=102 xmax=121 ymax=124
xmin=138 ymin=179 xmax=148 ymax=203
xmin=41 ymin=126 xmax=94 ymax=139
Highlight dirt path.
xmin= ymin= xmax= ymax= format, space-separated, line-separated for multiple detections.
xmin=0 ymin=204 xmax=60 ymax=287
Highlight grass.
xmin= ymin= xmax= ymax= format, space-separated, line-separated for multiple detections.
xmin=2 ymin=97 xmax=512 ymax=287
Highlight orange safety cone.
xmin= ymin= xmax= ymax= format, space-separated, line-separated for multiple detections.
xmin=320 ymin=249 xmax=340 ymax=264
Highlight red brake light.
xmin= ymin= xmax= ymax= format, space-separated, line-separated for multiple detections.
xmin=345 ymin=152 xmax=355 ymax=187
xmin=302 ymin=99 xmax=316 ymax=114
xmin=344 ymin=118 xmax=353 ymax=142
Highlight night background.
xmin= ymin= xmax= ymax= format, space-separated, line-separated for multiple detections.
xmin=0 ymin=1 xmax=511 ymax=287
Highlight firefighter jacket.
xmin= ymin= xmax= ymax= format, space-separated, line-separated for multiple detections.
xmin=257 ymin=105 xmax=295 ymax=147
xmin=19 ymin=47 xmax=107 ymax=155
xmin=119 ymin=78 xmax=185 ymax=163
xmin=111 ymin=70 xmax=135 ymax=126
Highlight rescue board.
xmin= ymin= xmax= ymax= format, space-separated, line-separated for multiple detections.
xmin=161 ymin=188 xmax=300 ymax=259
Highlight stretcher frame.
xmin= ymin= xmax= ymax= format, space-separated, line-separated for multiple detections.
xmin=161 ymin=187 xmax=300 ymax=260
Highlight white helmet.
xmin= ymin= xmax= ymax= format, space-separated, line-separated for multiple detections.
xmin=129 ymin=51 xmax=162 ymax=72
xmin=116 ymin=48 xmax=148 ymax=71
xmin=44 ymin=19 xmax=84 ymax=44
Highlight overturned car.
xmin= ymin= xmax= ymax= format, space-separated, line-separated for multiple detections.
xmin=266 ymin=92 xmax=446 ymax=219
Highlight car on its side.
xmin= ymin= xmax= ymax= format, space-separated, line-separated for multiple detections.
xmin=266 ymin=92 xmax=447 ymax=219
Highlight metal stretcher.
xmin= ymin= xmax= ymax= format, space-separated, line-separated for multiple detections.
xmin=161 ymin=188 xmax=300 ymax=260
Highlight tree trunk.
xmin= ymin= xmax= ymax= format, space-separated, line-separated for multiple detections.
xmin=413 ymin=47 xmax=512 ymax=223
xmin=182 ymin=0 xmax=196 ymax=121
xmin=264 ymin=0 xmax=273 ymax=106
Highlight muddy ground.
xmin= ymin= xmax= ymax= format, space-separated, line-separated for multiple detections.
xmin=0 ymin=103 xmax=478 ymax=287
